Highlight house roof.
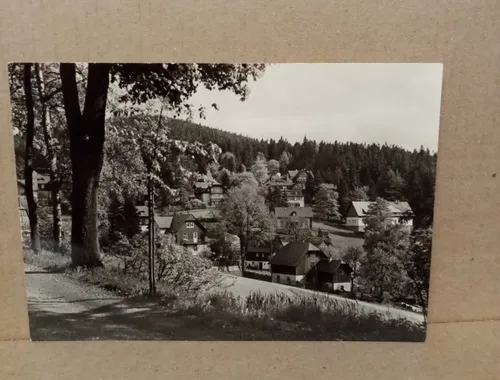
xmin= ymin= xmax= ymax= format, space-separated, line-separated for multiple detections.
xmin=350 ymin=201 xmax=412 ymax=217
xmin=287 ymin=170 xmax=299 ymax=179
xmin=247 ymin=246 xmax=272 ymax=253
xmin=316 ymin=259 xmax=352 ymax=274
xmin=274 ymin=207 xmax=313 ymax=218
xmin=169 ymin=213 xmax=206 ymax=232
xmin=155 ymin=216 xmax=173 ymax=230
xmin=269 ymin=242 xmax=321 ymax=267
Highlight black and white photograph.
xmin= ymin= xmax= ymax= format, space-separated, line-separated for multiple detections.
xmin=8 ymin=62 xmax=442 ymax=341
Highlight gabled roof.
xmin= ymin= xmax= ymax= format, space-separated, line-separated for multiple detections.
xmin=269 ymin=242 xmax=321 ymax=267
xmin=274 ymin=206 xmax=313 ymax=218
xmin=247 ymin=246 xmax=272 ymax=253
xmin=155 ymin=216 xmax=173 ymax=230
xmin=169 ymin=213 xmax=206 ymax=232
xmin=316 ymin=259 xmax=353 ymax=274
xmin=350 ymin=201 xmax=412 ymax=217
xmin=287 ymin=170 xmax=299 ymax=179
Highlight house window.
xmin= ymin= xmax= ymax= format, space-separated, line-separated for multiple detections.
xmin=276 ymin=275 xmax=280 ymax=282
xmin=186 ymin=222 xmax=194 ymax=228
xmin=193 ymin=232 xmax=198 ymax=240
xmin=193 ymin=245 xmax=198 ymax=251
xmin=183 ymin=233 xmax=188 ymax=240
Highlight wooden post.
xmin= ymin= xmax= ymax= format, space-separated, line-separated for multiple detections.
xmin=147 ymin=173 xmax=156 ymax=296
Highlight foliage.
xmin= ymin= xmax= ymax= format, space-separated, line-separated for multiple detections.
xmin=397 ymin=227 xmax=433 ymax=316
xmin=107 ymin=231 xmax=220 ymax=293
xmin=199 ymin=291 xmax=425 ymax=341
xmin=348 ymin=186 xmax=370 ymax=201
xmin=283 ymin=220 xmax=313 ymax=243
xmin=166 ymin=120 xmax=437 ymax=227
xmin=342 ymin=245 xmax=365 ymax=285
xmin=267 ymin=159 xmax=280 ymax=175
xmin=313 ymin=183 xmax=341 ymax=222
xmin=265 ymin=186 xmax=288 ymax=210
xmin=250 ymin=152 xmax=269 ymax=184
xmin=360 ymin=198 xmax=412 ymax=300
xmin=219 ymin=181 xmax=276 ymax=270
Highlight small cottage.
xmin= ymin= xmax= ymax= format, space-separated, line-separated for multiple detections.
xmin=269 ymin=242 xmax=326 ymax=285
xmin=314 ymin=259 xmax=353 ymax=292
xmin=166 ymin=213 xmax=207 ymax=252
xmin=245 ymin=236 xmax=285 ymax=271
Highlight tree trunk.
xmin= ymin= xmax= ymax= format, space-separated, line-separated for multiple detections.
xmin=35 ymin=63 xmax=62 ymax=251
xmin=60 ymin=63 xmax=110 ymax=268
xmin=23 ymin=63 xmax=41 ymax=252
xmin=240 ymin=235 xmax=247 ymax=276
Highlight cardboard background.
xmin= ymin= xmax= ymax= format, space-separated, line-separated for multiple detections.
xmin=1 ymin=0 xmax=499 ymax=378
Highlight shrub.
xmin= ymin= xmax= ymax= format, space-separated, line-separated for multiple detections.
xmin=106 ymin=231 xmax=221 ymax=293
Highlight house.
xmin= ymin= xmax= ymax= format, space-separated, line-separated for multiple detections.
xmin=286 ymin=169 xmax=311 ymax=189
xmin=274 ymin=206 xmax=313 ymax=233
xmin=193 ymin=180 xmax=224 ymax=207
xmin=314 ymin=259 xmax=353 ymax=292
xmin=165 ymin=213 xmax=207 ymax=252
xmin=285 ymin=187 xmax=305 ymax=208
xmin=245 ymin=236 xmax=285 ymax=271
xmin=345 ymin=200 xmax=413 ymax=232
xmin=269 ymin=242 xmax=326 ymax=285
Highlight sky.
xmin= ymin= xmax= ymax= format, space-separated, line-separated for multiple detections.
xmin=184 ymin=63 xmax=443 ymax=152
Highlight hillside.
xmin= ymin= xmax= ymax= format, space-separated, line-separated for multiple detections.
xmin=167 ymin=118 xmax=437 ymax=228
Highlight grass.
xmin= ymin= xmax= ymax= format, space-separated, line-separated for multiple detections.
xmin=24 ymin=248 xmax=426 ymax=341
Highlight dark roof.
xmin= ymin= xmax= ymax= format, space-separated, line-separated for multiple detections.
xmin=269 ymin=242 xmax=321 ymax=267
xmin=317 ymin=259 xmax=353 ymax=274
xmin=274 ymin=207 xmax=313 ymax=218
xmin=169 ymin=213 xmax=206 ymax=232
xmin=247 ymin=246 xmax=272 ymax=253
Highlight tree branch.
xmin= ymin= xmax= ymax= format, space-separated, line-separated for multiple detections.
xmin=59 ymin=63 xmax=82 ymax=133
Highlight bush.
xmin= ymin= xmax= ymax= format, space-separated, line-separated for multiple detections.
xmin=106 ymin=231 xmax=221 ymax=294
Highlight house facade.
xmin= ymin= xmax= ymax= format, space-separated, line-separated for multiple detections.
xmin=245 ymin=236 xmax=285 ymax=271
xmin=166 ymin=213 xmax=207 ymax=252
xmin=345 ymin=201 xmax=414 ymax=232
xmin=193 ymin=180 xmax=224 ymax=207
xmin=274 ymin=207 xmax=313 ymax=233
xmin=314 ymin=259 xmax=353 ymax=292
xmin=270 ymin=242 xmax=326 ymax=285
xmin=285 ymin=187 xmax=305 ymax=208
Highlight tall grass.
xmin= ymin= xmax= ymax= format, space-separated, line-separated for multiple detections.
xmin=24 ymin=249 xmax=425 ymax=341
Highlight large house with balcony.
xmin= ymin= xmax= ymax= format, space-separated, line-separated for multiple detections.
xmin=193 ymin=180 xmax=224 ymax=207
xmin=274 ymin=206 xmax=313 ymax=233
xmin=345 ymin=200 xmax=413 ymax=232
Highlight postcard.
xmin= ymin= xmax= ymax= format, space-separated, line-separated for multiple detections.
xmin=8 ymin=62 xmax=442 ymax=341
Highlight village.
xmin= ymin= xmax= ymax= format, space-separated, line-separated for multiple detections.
xmin=18 ymin=165 xmax=421 ymax=314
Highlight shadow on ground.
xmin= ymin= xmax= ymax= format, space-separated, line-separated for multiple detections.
xmin=29 ymin=296 xmax=236 ymax=341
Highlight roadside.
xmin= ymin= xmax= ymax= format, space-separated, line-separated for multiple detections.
xmin=25 ymin=252 xmax=425 ymax=342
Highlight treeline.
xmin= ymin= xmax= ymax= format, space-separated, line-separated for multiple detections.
xmin=168 ymin=119 xmax=437 ymax=227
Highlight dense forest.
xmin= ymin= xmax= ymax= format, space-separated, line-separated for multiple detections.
xmin=168 ymin=119 xmax=437 ymax=227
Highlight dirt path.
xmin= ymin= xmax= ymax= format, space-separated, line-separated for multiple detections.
xmin=25 ymin=264 xmax=232 ymax=341
xmin=26 ymin=263 xmax=423 ymax=341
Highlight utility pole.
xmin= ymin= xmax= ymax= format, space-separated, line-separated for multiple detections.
xmin=146 ymin=102 xmax=166 ymax=297
xmin=147 ymin=172 xmax=156 ymax=296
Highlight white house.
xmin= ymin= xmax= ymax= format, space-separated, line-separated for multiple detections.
xmin=345 ymin=200 xmax=413 ymax=232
